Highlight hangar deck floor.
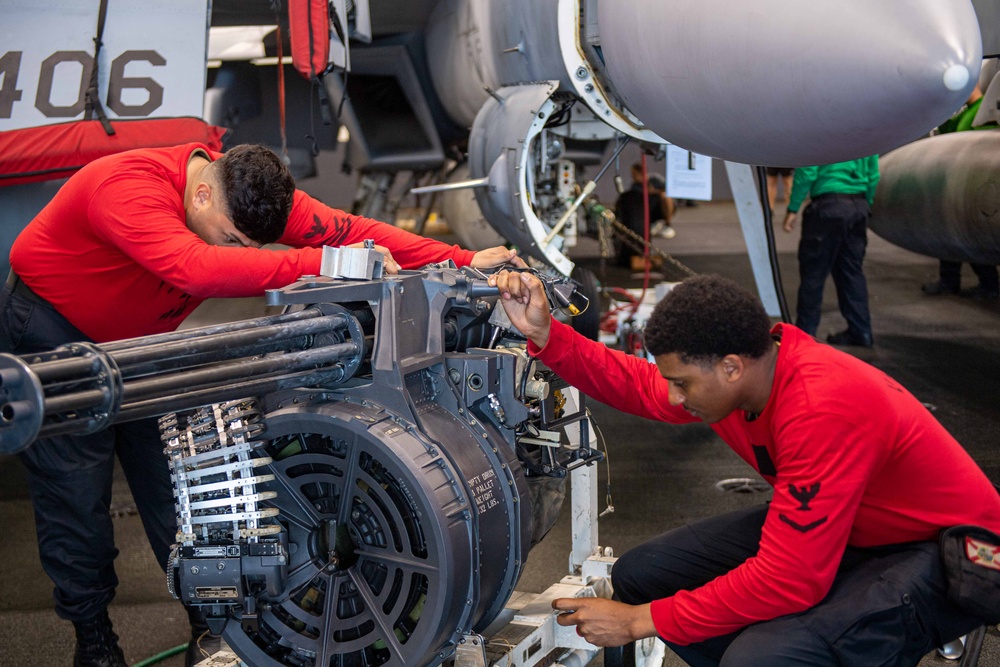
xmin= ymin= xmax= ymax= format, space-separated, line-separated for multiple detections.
xmin=1 ymin=200 xmax=998 ymax=667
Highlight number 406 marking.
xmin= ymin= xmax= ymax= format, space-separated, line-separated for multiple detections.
xmin=0 ymin=50 xmax=165 ymax=119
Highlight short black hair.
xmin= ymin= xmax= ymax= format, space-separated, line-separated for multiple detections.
xmin=644 ymin=274 xmax=773 ymax=365
xmin=214 ymin=144 xmax=295 ymax=244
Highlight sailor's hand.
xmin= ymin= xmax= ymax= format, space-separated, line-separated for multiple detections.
xmin=488 ymin=270 xmax=551 ymax=348
xmin=471 ymin=246 xmax=527 ymax=269
xmin=552 ymin=598 xmax=657 ymax=648
xmin=782 ymin=212 xmax=798 ymax=233
xmin=346 ymin=242 xmax=400 ymax=274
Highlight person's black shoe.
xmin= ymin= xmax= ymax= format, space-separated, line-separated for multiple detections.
xmin=959 ymin=285 xmax=1000 ymax=300
xmin=186 ymin=607 xmax=224 ymax=667
xmin=826 ymin=330 xmax=874 ymax=348
xmin=921 ymin=280 xmax=960 ymax=295
xmin=73 ymin=610 xmax=128 ymax=667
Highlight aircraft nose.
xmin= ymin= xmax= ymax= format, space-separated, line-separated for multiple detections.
xmin=597 ymin=0 xmax=983 ymax=166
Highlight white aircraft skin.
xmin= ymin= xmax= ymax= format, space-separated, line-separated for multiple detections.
xmin=414 ymin=0 xmax=984 ymax=272
xmin=424 ymin=0 xmax=982 ymax=166
xmin=597 ymin=0 xmax=982 ymax=166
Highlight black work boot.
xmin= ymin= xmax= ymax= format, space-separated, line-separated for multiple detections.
xmin=185 ymin=606 xmax=223 ymax=667
xmin=826 ymin=329 xmax=874 ymax=348
xmin=73 ymin=610 xmax=128 ymax=667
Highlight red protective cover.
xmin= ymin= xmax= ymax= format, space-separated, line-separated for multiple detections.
xmin=288 ymin=0 xmax=331 ymax=80
xmin=0 ymin=118 xmax=226 ymax=187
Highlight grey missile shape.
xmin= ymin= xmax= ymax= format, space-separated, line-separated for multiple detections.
xmin=870 ymin=130 xmax=1000 ymax=265
xmin=598 ymin=0 xmax=983 ymax=167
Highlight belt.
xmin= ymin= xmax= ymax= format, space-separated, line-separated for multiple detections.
xmin=811 ymin=192 xmax=867 ymax=203
xmin=5 ymin=271 xmax=44 ymax=302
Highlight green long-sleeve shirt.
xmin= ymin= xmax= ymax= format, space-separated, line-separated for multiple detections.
xmin=787 ymin=155 xmax=880 ymax=213
xmin=937 ymin=97 xmax=996 ymax=134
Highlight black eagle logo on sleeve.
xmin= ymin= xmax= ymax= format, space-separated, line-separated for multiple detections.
xmin=304 ymin=214 xmax=328 ymax=239
xmin=789 ymin=482 xmax=820 ymax=511
xmin=304 ymin=213 xmax=351 ymax=246
xmin=780 ymin=482 xmax=826 ymax=533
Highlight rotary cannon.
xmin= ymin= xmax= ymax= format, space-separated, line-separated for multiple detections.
xmin=0 ymin=265 xmax=602 ymax=667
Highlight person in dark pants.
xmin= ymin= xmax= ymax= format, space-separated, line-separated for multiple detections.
xmin=783 ymin=156 xmax=880 ymax=347
xmin=921 ymin=84 xmax=999 ymax=300
xmin=615 ymin=163 xmax=675 ymax=268
xmin=487 ymin=271 xmax=999 ymax=666
xmin=0 ymin=275 xmax=179 ymax=666
xmin=1 ymin=143 xmax=521 ymax=667
xmin=922 ymin=260 xmax=1000 ymax=299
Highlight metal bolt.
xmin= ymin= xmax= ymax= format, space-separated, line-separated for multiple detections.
xmin=575 ymin=66 xmax=588 ymax=79
xmin=217 ymin=562 xmax=226 ymax=570
xmin=584 ymin=83 xmax=594 ymax=93
xmin=190 ymin=566 xmax=200 ymax=575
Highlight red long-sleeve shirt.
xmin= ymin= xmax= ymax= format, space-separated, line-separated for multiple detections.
xmin=10 ymin=143 xmax=475 ymax=342
xmin=532 ymin=319 xmax=1000 ymax=644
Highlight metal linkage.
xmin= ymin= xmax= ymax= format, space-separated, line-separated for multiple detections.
xmin=161 ymin=399 xmax=277 ymax=546
xmin=0 ymin=305 xmax=366 ymax=455
xmin=163 ymin=399 xmax=290 ymax=618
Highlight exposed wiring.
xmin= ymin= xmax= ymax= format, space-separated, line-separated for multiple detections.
xmin=638 ymin=154 xmax=653 ymax=314
xmin=519 ymin=354 xmax=534 ymax=401
xmin=275 ymin=23 xmax=288 ymax=163
xmin=587 ymin=408 xmax=614 ymax=517
xmin=599 ymin=287 xmax=641 ymax=335
xmin=487 ymin=637 xmax=516 ymax=664
xmin=544 ymin=99 xmax=576 ymax=128
xmin=754 ymin=165 xmax=792 ymax=322
xmin=131 ymin=643 xmax=188 ymax=667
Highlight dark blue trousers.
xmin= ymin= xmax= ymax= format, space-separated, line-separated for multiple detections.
xmin=794 ymin=195 xmax=872 ymax=338
xmin=939 ymin=260 xmax=1000 ymax=292
xmin=1 ymin=276 xmax=175 ymax=622
xmin=612 ymin=505 xmax=982 ymax=666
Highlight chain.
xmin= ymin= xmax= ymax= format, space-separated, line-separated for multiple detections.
xmin=160 ymin=399 xmax=278 ymax=546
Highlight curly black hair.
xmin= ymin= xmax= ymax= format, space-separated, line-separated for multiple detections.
xmin=213 ymin=145 xmax=295 ymax=245
xmin=644 ymin=274 xmax=773 ymax=365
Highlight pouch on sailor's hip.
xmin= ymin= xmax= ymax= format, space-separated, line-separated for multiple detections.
xmin=940 ymin=524 xmax=1000 ymax=622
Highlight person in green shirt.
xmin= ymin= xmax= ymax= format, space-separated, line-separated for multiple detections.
xmin=921 ymin=84 xmax=999 ymax=300
xmin=782 ymin=156 xmax=880 ymax=347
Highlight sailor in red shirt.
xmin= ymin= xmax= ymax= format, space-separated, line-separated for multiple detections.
xmin=489 ymin=271 xmax=1000 ymax=666
xmin=0 ymin=143 xmax=521 ymax=667
xmin=9 ymin=142 xmax=518 ymax=342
